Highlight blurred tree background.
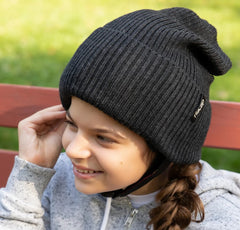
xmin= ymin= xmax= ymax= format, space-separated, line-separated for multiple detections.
xmin=0 ymin=0 xmax=240 ymax=171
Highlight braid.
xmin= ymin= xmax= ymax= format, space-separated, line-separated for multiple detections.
xmin=147 ymin=162 xmax=204 ymax=230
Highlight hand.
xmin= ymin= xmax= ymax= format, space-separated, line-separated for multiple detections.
xmin=18 ymin=105 xmax=67 ymax=168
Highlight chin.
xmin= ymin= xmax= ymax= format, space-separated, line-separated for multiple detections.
xmin=74 ymin=183 xmax=121 ymax=195
xmin=74 ymin=182 xmax=102 ymax=195
xmin=75 ymin=185 xmax=95 ymax=195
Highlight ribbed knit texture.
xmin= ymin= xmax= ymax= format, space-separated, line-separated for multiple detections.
xmin=59 ymin=7 xmax=231 ymax=164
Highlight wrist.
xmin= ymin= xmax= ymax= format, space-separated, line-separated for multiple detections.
xmin=6 ymin=156 xmax=55 ymax=203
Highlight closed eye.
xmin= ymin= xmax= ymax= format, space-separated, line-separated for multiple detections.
xmin=96 ymin=135 xmax=116 ymax=144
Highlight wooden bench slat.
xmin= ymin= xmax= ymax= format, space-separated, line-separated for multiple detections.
xmin=0 ymin=84 xmax=60 ymax=128
xmin=204 ymin=100 xmax=240 ymax=150
xmin=0 ymin=150 xmax=18 ymax=188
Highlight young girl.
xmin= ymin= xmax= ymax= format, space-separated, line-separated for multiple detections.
xmin=1 ymin=7 xmax=240 ymax=230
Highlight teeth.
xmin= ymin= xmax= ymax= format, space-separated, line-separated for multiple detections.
xmin=76 ymin=169 xmax=95 ymax=174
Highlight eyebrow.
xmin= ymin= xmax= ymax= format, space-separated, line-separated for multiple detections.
xmin=66 ymin=110 xmax=126 ymax=140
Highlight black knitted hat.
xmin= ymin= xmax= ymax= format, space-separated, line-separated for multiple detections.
xmin=59 ymin=7 xmax=231 ymax=165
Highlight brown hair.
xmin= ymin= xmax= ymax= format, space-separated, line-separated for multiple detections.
xmin=147 ymin=162 xmax=204 ymax=230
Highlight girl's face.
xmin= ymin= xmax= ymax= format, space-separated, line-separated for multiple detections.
xmin=62 ymin=96 xmax=155 ymax=195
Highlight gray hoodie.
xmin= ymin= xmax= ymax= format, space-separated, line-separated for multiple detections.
xmin=0 ymin=153 xmax=240 ymax=230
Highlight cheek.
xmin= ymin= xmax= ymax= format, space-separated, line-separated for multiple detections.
xmin=122 ymin=153 xmax=148 ymax=175
xmin=100 ymin=146 xmax=149 ymax=183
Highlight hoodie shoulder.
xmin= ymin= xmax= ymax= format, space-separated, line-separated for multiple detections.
xmin=188 ymin=192 xmax=240 ymax=230
xmin=196 ymin=160 xmax=240 ymax=201
xmin=189 ymin=160 xmax=240 ymax=229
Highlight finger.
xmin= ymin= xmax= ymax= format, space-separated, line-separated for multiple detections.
xmin=21 ymin=106 xmax=66 ymax=125
xmin=30 ymin=105 xmax=65 ymax=119
xmin=37 ymin=104 xmax=65 ymax=112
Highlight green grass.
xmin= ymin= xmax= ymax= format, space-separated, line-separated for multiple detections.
xmin=0 ymin=0 xmax=240 ymax=172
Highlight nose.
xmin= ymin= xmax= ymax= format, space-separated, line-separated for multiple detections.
xmin=65 ymin=133 xmax=92 ymax=159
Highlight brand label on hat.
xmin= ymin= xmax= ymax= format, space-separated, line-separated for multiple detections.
xmin=191 ymin=96 xmax=205 ymax=122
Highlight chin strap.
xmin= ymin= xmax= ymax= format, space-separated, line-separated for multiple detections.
xmin=101 ymin=154 xmax=170 ymax=198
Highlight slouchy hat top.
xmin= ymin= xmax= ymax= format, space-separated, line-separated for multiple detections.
xmin=59 ymin=7 xmax=231 ymax=164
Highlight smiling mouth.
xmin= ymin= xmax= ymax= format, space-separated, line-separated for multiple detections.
xmin=75 ymin=169 xmax=102 ymax=174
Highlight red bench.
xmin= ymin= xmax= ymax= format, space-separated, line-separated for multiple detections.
xmin=1 ymin=83 xmax=240 ymax=188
